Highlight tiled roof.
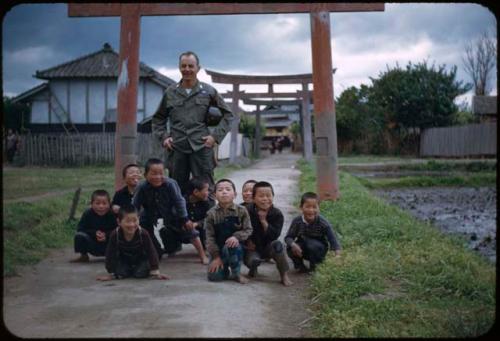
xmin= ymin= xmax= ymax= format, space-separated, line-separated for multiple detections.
xmin=12 ymin=82 xmax=49 ymax=103
xmin=35 ymin=43 xmax=174 ymax=87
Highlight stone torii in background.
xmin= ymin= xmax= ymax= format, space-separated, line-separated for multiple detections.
xmin=204 ymin=69 xmax=336 ymax=163
xmin=68 ymin=3 xmax=385 ymax=201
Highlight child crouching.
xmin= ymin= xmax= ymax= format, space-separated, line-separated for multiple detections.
xmin=205 ymin=179 xmax=253 ymax=284
xmin=97 ymin=204 xmax=169 ymax=280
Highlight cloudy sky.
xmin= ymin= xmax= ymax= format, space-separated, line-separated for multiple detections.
xmin=2 ymin=3 xmax=497 ymax=110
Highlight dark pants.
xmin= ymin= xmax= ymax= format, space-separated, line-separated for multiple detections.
xmin=74 ymin=231 xmax=107 ymax=256
xmin=197 ymin=226 xmax=207 ymax=250
xmin=207 ymin=245 xmax=243 ymax=281
xmin=160 ymin=226 xmax=199 ymax=254
xmin=244 ymin=240 xmax=289 ymax=274
xmin=169 ymin=147 xmax=215 ymax=196
xmin=114 ymin=258 xmax=150 ymax=279
xmin=286 ymin=238 xmax=327 ymax=270
xmin=7 ymin=147 xmax=16 ymax=163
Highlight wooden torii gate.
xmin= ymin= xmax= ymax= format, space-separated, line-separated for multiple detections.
xmin=68 ymin=3 xmax=385 ymax=200
xmin=204 ymin=69 xmax=335 ymax=163
xmin=242 ymin=98 xmax=304 ymax=160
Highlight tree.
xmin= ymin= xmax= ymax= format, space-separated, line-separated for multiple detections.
xmin=462 ymin=30 xmax=497 ymax=95
xmin=369 ymin=61 xmax=472 ymax=131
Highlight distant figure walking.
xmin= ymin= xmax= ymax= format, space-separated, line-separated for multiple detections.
xmin=6 ymin=129 xmax=19 ymax=164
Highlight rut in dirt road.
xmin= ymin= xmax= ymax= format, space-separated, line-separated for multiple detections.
xmin=3 ymin=151 xmax=314 ymax=338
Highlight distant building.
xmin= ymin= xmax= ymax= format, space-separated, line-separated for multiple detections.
xmin=12 ymin=43 xmax=175 ymax=133
xmin=472 ymin=96 xmax=497 ymax=123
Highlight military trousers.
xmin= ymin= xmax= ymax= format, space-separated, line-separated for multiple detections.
xmin=169 ymin=146 xmax=215 ymax=196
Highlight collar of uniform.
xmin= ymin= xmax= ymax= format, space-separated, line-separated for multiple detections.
xmin=216 ymin=202 xmax=237 ymax=211
xmin=176 ymin=80 xmax=202 ymax=96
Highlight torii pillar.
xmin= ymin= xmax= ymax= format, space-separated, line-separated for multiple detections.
xmin=68 ymin=3 xmax=385 ymax=199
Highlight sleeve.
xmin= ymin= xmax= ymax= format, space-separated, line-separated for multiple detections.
xmin=264 ymin=209 xmax=284 ymax=241
xmin=210 ymin=88 xmax=235 ymax=144
xmin=324 ymin=220 xmax=341 ymax=251
xmin=104 ymin=229 xmax=118 ymax=274
xmin=284 ymin=218 xmax=299 ymax=247
xmin=111 ymin=190 xmax=120 ymax=206
xmin=77 ymin=210 xmax=92 ymax=234
xmin=169 ymin=180 xmax=188 ymax=223
xmin=204 ymin=210 xmax=220 ymax=258
xmin=151 ymin=91 xmax=171 ymax=144
xmin=142 ymin=229 xmax=160 ymax=271
xmin=233 ymin=208 xmax=253 ymax=242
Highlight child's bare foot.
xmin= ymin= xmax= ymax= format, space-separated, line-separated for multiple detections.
xmin=70 ymin=254 xmax=89 ymax=263
xmin=200 ymin=256 xmax=209 ymax=265
xmin=280 ymin=273 xmax=293 ymax=286
xmin=235 ymin=274 xmax=249 ymax=284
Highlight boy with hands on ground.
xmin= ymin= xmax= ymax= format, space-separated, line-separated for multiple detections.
xmin=97 ymin=204 xmax=169 ymax=281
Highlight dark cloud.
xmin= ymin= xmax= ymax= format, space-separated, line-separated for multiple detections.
xmin=2 ymin=3 xmax=496 ymax=98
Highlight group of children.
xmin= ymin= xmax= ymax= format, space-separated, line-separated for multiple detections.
xmin=71 ymin=158 xmax=342 ymax=286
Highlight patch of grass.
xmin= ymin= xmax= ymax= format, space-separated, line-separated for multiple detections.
xmin=2 ymin=166 xmax=114 ymax=200
xmin=338 ymin=155 xmax=410 ymax=164
xmin=398 ymin=160 xmax=496 ymax=172
xmin=358 ymin=172 xmax=496 ymax=189
xmin=298 ymin=161 xmax=496 ymax=337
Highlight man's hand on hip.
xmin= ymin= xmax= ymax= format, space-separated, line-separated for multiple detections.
xmin=163 ymin=137 xmax=173 ymax=150
xmin=202 ymin=135 xmax=215 ymax=148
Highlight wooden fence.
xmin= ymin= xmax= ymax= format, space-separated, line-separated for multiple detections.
xmin=420 ymin=122 xmax=497 ymax=157
xmin=18 ymin=133 xmax=165 ymax=166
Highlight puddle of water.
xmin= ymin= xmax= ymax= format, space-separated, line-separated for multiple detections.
xmin=372 ymin=187 xmax=497 ymax=263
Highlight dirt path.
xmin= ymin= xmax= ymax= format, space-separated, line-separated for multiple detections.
xmin=3 ymin=151 xmax=313 ymax=338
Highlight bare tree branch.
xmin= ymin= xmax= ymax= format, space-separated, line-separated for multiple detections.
xmin=462 ymin=30 xmax=497 ymax=95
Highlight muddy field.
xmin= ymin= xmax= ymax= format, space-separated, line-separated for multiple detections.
xmin=372 ymin=186 xmax=497 ymax=263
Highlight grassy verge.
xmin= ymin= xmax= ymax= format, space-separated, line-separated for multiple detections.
xmin=3 ymin=163 xmax=234 ymax=276
xmin=298 ymin=160 xmax=495 ymax=337
xmin=358 ymin=172 xmax=496 ymax=189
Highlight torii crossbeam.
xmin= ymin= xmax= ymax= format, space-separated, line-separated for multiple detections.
xmin=68 ymin=3 xmax=385 ymax=201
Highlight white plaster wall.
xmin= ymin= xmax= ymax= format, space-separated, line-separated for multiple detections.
xmin=69 ymin=80 xmax=86 ymax=123
xmin=217 ymin=133 xmax=243 ymax=159
xmin=88 ymin=80 xmax=106 ymax=123
xmin=31 ymin=100 xmax=49 ymax=123
xmin=106 ymin=80 xmax=117 ymax=114
xmin=145 ymin=82 xmax=165 ymax=118
xmin=49 ymin=80 xmax=68 ymax=123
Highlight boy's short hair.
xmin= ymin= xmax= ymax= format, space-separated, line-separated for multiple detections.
xmin=215 ymin=178 xmax=236 ymax=192
xmin=187 ymin=176 xmax=209 ymax=194
xmin=117 ymin=203 xmax=138 ymax=221
xmin=122 ymin=163 xmax=140 ymax=178
xmin=91 ymin=189 xmax=110 ymax=203
xmin=300 ymin=192 xmax=319 ymax=207
xmin=242 ymin=179 xmax=257 ymax=188
xmin=252 ymin=181 xmax=274 ymax=197
xmin=144 ymin=158 xmax=164 ymax=174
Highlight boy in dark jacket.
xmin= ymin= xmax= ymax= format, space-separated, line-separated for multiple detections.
xmin=285 ymin=192 xmax=341 ymax=272
xmin=111 ymin=163 xmax=142 ymax=215
xmin=244 ymin=181 xmax=292 ymax=286
xmin=132 ymin=158 xmax=207 ymax=264
xmin=71 ymin=190 xmax=117 ymax=262
xmin=97 ymin=204 xmax=169 ymax=281
xmin=184 ymin=177 xmax=215 ymax=251
xmin=205 ymin=179 xmax=252 ymax=284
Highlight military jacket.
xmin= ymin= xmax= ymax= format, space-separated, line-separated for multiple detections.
xmin=152 ymin=80 xmax=234 ymax=154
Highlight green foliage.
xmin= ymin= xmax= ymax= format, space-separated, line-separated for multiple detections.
xmin=239 ymin=115 xmax=265 ymax=139
xmin=358 ymin=173 xmax=496 ymax=189
xmin=369 ymin=61 xmax=472 ymax=131
xmin=298 ymin=161 xmax=495 ymax=337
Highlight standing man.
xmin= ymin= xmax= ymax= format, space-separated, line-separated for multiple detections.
xmin=152 ymin=51 xmax=234 ymax=196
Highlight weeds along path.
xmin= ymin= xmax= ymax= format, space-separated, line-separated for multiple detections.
xmin=3 ymin=150 xmax=313 ymax=338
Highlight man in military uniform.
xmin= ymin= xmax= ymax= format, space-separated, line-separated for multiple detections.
xmin=152 ymin=51 xmax=234 ymax=196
